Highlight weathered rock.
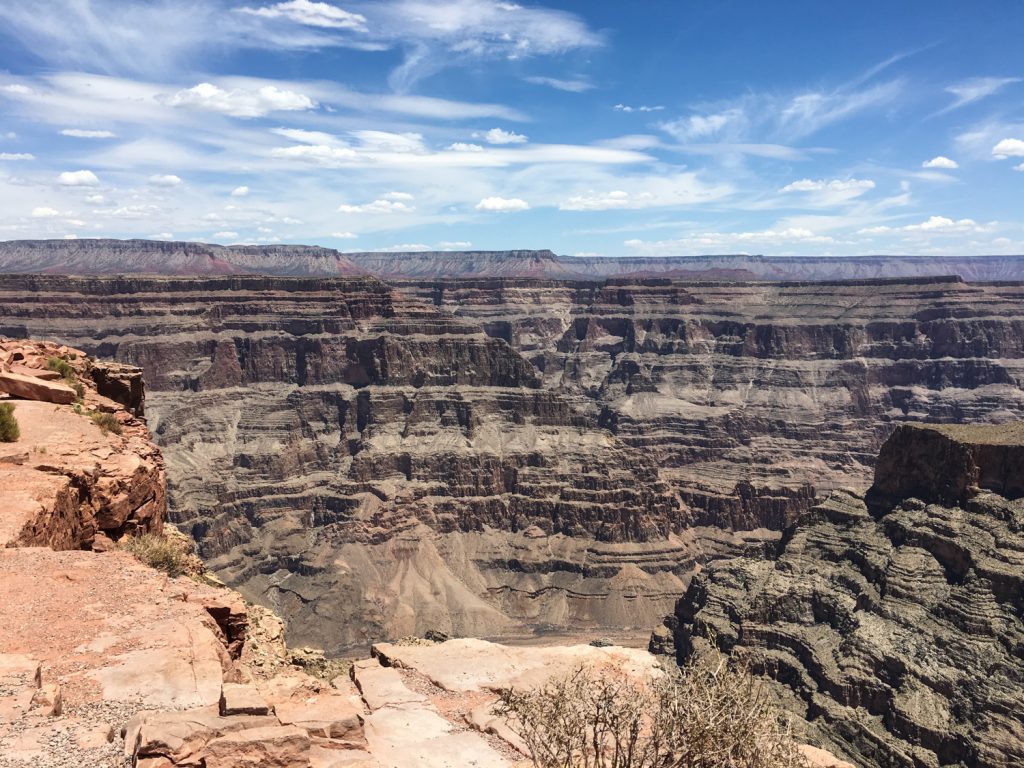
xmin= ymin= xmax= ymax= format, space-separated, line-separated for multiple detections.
xmin=671 ymin=423 xmax=1024 ymax=768
xmin=200 ymin=724 xmax=310 ymax=768
xmin=0 ymin=370 xmax=76 ymax=403
xmin=220 ymin=683 xmax=272 ymax=716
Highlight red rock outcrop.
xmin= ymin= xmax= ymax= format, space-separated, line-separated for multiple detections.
xmin=0 ymin=339 xmax=165 ymax=548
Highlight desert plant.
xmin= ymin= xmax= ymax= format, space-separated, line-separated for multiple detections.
xmin=496 ymin=656 xmax=809 ymax=768
xmin=46 ymin=356 xmax=75 ymax=379
xmin=0 ymin=402 xmax=20 ymax=442
xmin=90 ymin=411 xmax=123 ymax=435
xmin=118 ymin=533 xmax=190 ymax=578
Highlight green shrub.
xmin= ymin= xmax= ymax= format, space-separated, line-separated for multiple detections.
xmin=90 ymin=411 xmax=123 ymax=435
xmin=0 ymin=402 xmax=19 ymax=442
xmin=46 ymin=356 xmax=75 ymax=379
xmin=117 ymin=533 xmax=190 ymax=578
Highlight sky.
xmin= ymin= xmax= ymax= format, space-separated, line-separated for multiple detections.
xmin=0 ymin=0 xmax=1023 ymax=257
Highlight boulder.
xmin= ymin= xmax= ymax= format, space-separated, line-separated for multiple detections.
xmin=0 ymin=371 xmax=76 ymax=404
xmin=200 ymin=724 xmax=310 ymax=768
xmin=220 ymin=683 xmax=272 ymax=716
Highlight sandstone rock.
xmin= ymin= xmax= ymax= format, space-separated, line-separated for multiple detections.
xmin=200 ymin=724 xmax=310 ymax=768
xmin=0 ymin=370 xmax=76 ymax=404
xmin=220 ymin=682 xmax=272 ymax=716
xmin=351 ymin=659 xmax=426 ymax=711
xmin=29 ymin=681 xmax=62 ymax=716
xmin=73 ymin=721 xmax=115 ymax=749
xmin=799 ymin=745 xmax=857 ymax=768
xmin=275 ymin=694 xmax=366 ymax=745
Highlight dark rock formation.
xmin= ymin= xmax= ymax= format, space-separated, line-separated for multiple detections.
xmin=671 ymin=423 xmax=1024 ymax=768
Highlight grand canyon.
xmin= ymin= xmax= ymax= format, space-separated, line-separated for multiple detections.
xmin=1 ymin=239 xmax=1023 ymax=766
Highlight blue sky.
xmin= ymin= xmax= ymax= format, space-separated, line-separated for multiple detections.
xmin=0 ymin=0 xmax=1022 ymax=256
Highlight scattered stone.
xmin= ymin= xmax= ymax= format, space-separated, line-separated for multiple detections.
xmin=0 ymin=371 xmax=76 ymax=405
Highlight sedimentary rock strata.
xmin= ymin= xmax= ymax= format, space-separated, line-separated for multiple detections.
xmin=2 ymin=274 xmax=1024 ymax=653
xmin=670 ymin=423 xmax=1024 ymax=768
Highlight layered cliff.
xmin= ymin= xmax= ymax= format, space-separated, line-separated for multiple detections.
xmin=0 ymin=275 xmax=761 ymax=653
xmin=669 ymin=423 xmax=1024 ymax=768
xmin=406 ymin=276 xmax=1024 ymax=524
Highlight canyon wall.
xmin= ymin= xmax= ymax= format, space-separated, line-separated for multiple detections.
xmin=669 ymin=423 xmax=1024 ymax=768
xmin=3 ymin=273 xmax=1024 ymax=655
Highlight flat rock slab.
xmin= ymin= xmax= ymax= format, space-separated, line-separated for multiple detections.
xmin=0 ymin=371 xmax=76 ymax=404
xmin=373 ymin=638 xmax=660 ymax=693
xmin=351 ymin=659 xmax=427 ymax=711
xmin=363 ymin=705 xmax=512 ymax=768
xmin=0 ymin=548 xmax=234 ymax=709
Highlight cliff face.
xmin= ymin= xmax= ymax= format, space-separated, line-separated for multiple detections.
xmin=0 ymin=339 xmax=165 ymax=549
xmin=1 ymin=275 xmax=760 ymax=653
xmin=4 ymin=274 xmax=1024 ymax=654
xmin=406 ymin=277 xmax=1024 ymax=525
xmin=669 ymin=423 xmax=1024 ymax=768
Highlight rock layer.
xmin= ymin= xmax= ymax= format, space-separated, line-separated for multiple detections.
xmin=3 ymin=274 xmax=1024 ymax=652
xmin=670 ymin=423 xmax=1024 ymax=768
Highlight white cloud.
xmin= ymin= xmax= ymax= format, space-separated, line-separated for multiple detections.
xmin=475 ymin=196 xmax=530 ymax=212
xmin=525 ymin=76 xmax=593 ymax=92
xmin=57 ymin=169 xmax=99 ymax=186
xmin=167 ymin=82 xmax=316 ymax=118
xmin=778 ymin=178 xmax=876 ymax=206
xmin=352 ymin=130 xmax=424 ymax=153
xmin=476 ymin=127 xmax=527 ymax=145
xmin=85 ymin=194 xmax=105 ymax=204
xmin=61 ymin=128 xmax=116 ymax=138
xmin=271 ymin=144 xmax=358 ymax=163
xmin=614 ymin=104 xmax=665 ymax=113
xmin=0 ymin=152 xmax=33 ymax=160
xmin=236 ymin=0 xmax=367 ymax=30
xmin=438 ymin=240 xmax=472 ymax=249
xmin=149 ymin=232 xmax=174 ymax=240
xmin=859 ymin=216 xmax=992 ymax=235
xmin=558 ymin=173 xmax=731 ymax=211
xmin=447 ymin=142 xmax=484 ymax=152
xmin=31 ymin=206 xmax=60 ymax=218
xmin=381 ymin=191 xmax=414 ymax=201
xmin=942 ymin=77 xmax=1020 ymax=113
xmin=377 ymin=243 xmax=431 ymax=252
xmin=660 ymin=110 xmax=741 ymax=141
xmin=922 ymin=156 xmax=958 ymax=169
xmin=1015 ymin=163 xmax=1024 ymax=172
xmin=230 ymin=186 xmax=250 ymax=197
xmin=149 ymin=174 xmax=183 ymax=187
xmin=1 ymin=84 xmax=32 ymax=95
xmin=212 ymin=230 xmax=239 ymax=239
xmin=337 ymin=199 xmax=415 ymax=214
xmin=625 ymin=227 xmax=836 ymax=255
xmin=331 ymin=231 xmax=358 ymax=239
xmin=992 ymin=138 xmax=1024 ymax=158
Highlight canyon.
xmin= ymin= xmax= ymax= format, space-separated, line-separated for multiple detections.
xmin=2 ymin=260 xmax=1024 ymax=658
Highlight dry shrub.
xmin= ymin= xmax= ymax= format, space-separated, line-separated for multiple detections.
xmin=0 ymin=402 xmax=19 ymax=442
xmin=118 ymin=533 xmax=191 ymax=578
xmin=46 ymin=356 xmax=75 ymax=379
xmin=496 ymin=656 xmax=808 ymax=768
xmin=90 ymin=410 xmax=123 ymax=435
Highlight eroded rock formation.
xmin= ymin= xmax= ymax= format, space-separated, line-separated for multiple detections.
xmin=670 ymin=423 xmax=1024 ymax=768
xmin=2 ymin=274 xmax=1024 ymax=653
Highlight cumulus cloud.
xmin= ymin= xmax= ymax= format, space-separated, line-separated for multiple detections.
xmin=167 ymin=82 xmax=316 ymax=118
xmin=779 ymin=178 xmax=876 ymax=206
xmin=337 ymin=199 xmax=415 ymax=213
xmin=475 ymin=196 xmax=530 ymax=212
xmin=230 ymin=186 xmax=250 ymax=197
xmin=331 ymin=231 xmax=357 ymax=239
xmin=475 ymin=127 xmax=527 ymax=145
xmin=0 ymin=152 xmax=34 ymax=160
xmin=271 ymin=144 xmax=358 ymax=163
xmin=236 ymin=0 xmax=368 ymax=30
xmin=212 ymin=230 xmax=239 ymax=239
xmin=625 ymin=226 xmax=836 ymax=255
xmin=61 ymin=128 xmax=116 ymax=138
xmin=381 ymin=191 xmax=413 ymax=200
xmin=149 ymin=174 xmax=183 ymax=186
xmin=85 ymin=194 xmax=105 ymax=204
xmin=859 ymin=215 xmax=991 ymax=235
xmin=659 ymin=110 xmax=741 ymax=140
xmin=438 ymin=240 xmax=472 ymax=249
xmin=149 ymin=232 xmax=174 ymax=240
xmin=993 ymin=138 xmax=1024 ymax=158
xmin=922 ymin=156 xmax=958 ymax=169
xmin=31 ymin=206 xmax=60 ymax=217
xmin=57 ymin=169 xmax=99 ymax=186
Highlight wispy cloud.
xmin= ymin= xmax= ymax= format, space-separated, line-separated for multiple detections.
xmin=937 ymin=76 xmax=1020 ymax=115
xmin=525 ymin=76 xmax=594 ymax=93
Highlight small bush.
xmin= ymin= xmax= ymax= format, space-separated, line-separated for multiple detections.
xmin=46 ymin=356 xmax=75 ymax=379
xmin=90 ymin=411 xmax=123 ymax=435
xmin=0 ymin=402 xmax=20 ymax=442
xmin=496 ymin=656 xmax=809 ymax=768
xmin=118 ymin=533 xmax=190 ymax=578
